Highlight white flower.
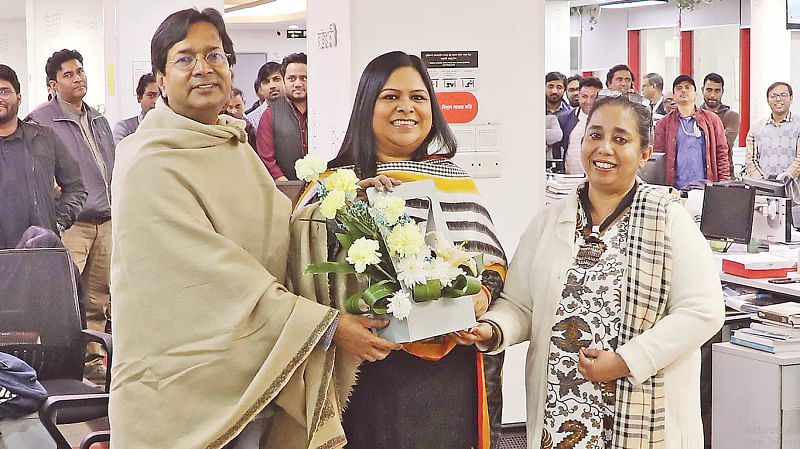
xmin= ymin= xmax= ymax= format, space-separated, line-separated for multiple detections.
xmin=395 ymin=253 xmax=430 ymax=287
xmin=373 ymin=195 xmax=406 ymax=226
xmin=430 ymin=232 xmax=473 ymax=271
xmin=345 ymin=237 xmax=381 ymax=273
xmin=429 ymin=257 xmax=465 ymax=287
xmin=324 ymin=169 xmax=360 ymax=197
xmin=319 ymin=190 xmax=346 ymax=218
xmin=386 ymin=222 xmax=426 ymax=258
xmin=294 ymin=154 xmax=328 ymax=182
xmin=387 ymin=290 xmax=412 ymax=320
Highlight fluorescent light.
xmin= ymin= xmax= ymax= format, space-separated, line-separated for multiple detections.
xmin=288 ymin=24 xmax=299 ymax=29
xmin=601 ymin=0 xmax=667 ymax=8
xmin=224 ymin=0 xmax=306 ymax=18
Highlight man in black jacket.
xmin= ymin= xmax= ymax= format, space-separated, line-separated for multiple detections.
xmin=0 ymin=64 xmax=86 ymax=249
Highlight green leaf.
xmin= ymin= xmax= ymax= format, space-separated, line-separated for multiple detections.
xmin=412 ymin=279 xmax=442 ymax=302
xmin=362 ymin=280 xmax=398 ymax=311
xmin=371 ymin=298 xmax=389 ymax=315
xmin=305 ymin=262 xmax=356 ymax=274
xmin=336 ymin=232 xmax=354 ymax=252
xmin=442 ymin=275 xmax=482 ymax=297
xmin=337 ymin=216 xmax=365 ymax=241
xmin=344 ymin=290 xmax=368 ymax=314
xmin=473 ymin=253 xmax=485 ymax=275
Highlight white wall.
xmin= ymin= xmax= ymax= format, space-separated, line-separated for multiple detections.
xmin=750 ymin=0 xmax=792 ymax=122
xmin=545 ymin=1 xmax=571 ymax=74
xmin=310 ymin=0 xmax=545 ymax=257
xmin=227 ymin=25 xmax=307 ymax=61
xmin=579 ymin=6 xmax=628 ymax=72
xmin=627 ymin=0 xmax=678 ymax=29
xmin=306 ymin=0 xmax=352 ymax=164
xmin=0 ymin=19 xmax=29 ymax=115
xmin=641 ymin=27 xmax=680 ymax=90
xmin=226 ymin=25 xmax=307 ymax=108
xmin=680 ymin=0 xmax=741 ymax=29
xmin=693 ymin=25 xmax=741 ymax=124
xmin=793 ymin=33 xmax=800 ymax=103
xmin=26 ymin=0 xmax=105 ymax=113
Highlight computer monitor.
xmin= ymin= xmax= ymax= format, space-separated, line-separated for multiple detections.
xmin=638 ymin=153 xmax=666 ymax=186
xmin=700 ymin=183 xmax=756 ymax=244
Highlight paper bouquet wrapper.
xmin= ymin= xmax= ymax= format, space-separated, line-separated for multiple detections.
xmin=374 ymin=295 xmax=477 ymax=343
xmin=367 ymin=179 xmax=477 ymax=343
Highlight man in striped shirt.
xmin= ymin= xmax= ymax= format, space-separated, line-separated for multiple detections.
xmin=745 ymin=81 xmax=800 ymax=179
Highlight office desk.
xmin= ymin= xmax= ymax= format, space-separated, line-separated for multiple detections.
xmin=713 ymin=250 xmax=800 ymax=448
xmin=720 ymin=271 xmax=800 ymax=297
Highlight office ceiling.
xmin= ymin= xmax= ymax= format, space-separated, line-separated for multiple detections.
xmin=223 ymin=0 xmax=306 ymax=25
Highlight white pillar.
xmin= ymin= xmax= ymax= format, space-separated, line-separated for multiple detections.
xmin=750 ymin=0 xmax=792 ymax=122
xmin=307 ymin=0 xmax=546 ymax=252
xmin=25 ymin=0 xmax=106 ymax=115
xmin=545 ymin=0 xmax=572 ymax=74
xmin=102 ymin=0 xmax=224 ymax=125
xmin=307 ymin=0 xmax=545 ymax=424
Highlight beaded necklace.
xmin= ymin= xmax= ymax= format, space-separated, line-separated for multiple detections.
xmin=576 ymin=182 xmax=638 ymax=269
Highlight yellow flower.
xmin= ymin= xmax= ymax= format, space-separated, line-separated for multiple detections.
xmin=346 ymin=237 xmax=381 ymax=273
xmin=324 ymin=169 xmax=359 ymax=197
xmin=294 ymin=154 xmax=328 ymax=182
xmin=373 ymin=195 xmax=406 ymax=226
xmin=386 ymin=222 xmax=425 ymax=258
xmin=319 ymin=190 xmax=346 ymax=218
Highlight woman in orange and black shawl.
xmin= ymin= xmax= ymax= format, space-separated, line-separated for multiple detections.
xmin=323 ymin=51 xmax=507 ymax=449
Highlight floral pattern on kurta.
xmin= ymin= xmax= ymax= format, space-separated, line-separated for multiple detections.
xmin=540 ymin=203 xmax=629 ymax=449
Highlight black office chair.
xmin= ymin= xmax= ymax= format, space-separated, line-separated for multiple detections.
xmin=0 ymin=248 xmax=112 ymax=449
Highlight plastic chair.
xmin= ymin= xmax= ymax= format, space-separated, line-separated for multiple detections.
xmin=0 ymin=248 xmax=112 ymax=449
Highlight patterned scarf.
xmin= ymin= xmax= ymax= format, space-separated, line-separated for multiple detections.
xmin=613 ymin=184 xmax=678 ymax=449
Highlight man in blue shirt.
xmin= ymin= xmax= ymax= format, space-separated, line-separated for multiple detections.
xmin=654 ymin=75 xmax=731 ymax=188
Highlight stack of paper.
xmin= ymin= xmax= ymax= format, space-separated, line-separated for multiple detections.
xmin=545 ymin=173 xmax=586 ymax=205
xmin=731 ymin=325 xmax=800 ymax=353
xmin=722 ymin=284 xmax=770 ymax=313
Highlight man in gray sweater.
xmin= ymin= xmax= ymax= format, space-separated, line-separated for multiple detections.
xmin=26 ymin=49 xmax=115 ymax=383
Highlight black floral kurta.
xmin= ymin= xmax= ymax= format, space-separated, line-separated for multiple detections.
xmin=541 ymin=203 xmax=630 ymax=449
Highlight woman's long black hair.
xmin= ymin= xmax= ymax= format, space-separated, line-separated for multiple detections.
xmin=327 ymin=51 xmax=457 ymax=177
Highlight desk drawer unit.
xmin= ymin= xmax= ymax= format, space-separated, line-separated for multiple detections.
xmin=713 ymin=343 xmax=800 ymax=448
xmin=784 ymin=365 xmax=800 ymax=448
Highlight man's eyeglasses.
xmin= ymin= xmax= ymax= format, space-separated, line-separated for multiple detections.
xmin=769 ymin=92 xmax=791 ymax=100
xmin=167 ymin=52 xmax=231 ymax=71
xmin=596 ymin=89 xmax=652 ymax=108
xmin=0 ymin=88 xmax=17 ymax=98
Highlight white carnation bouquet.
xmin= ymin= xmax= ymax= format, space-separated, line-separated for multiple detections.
xmin=295 ymin=155 xmax=484 ymax=321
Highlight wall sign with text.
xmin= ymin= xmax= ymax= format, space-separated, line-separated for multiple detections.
xmin=436 ymin=92 xmax=478 ymax=124
xmin=317 ymin=23 xmax=337 ymax=49
xmin=421 ymin=51 xmax=478 ymax=92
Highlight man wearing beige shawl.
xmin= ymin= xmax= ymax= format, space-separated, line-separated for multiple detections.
xmin=109 ymin=8 xmax=398 ymax=449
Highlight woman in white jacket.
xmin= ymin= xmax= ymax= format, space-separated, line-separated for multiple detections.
xmin=456 ymin=92 xmax=725 ymax=449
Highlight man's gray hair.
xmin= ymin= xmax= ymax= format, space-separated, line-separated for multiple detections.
xmin=644 ymin=73 xmax=663 ymax=92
